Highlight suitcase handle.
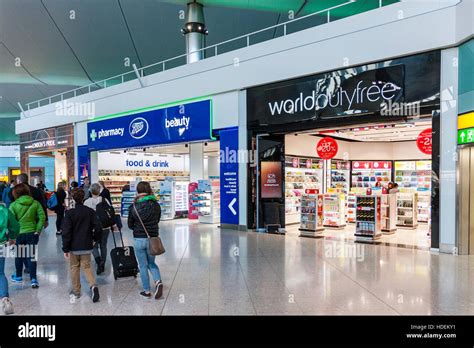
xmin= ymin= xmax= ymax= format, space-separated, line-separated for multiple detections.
xmin=111 ymin=228 xmax=126 ymax=248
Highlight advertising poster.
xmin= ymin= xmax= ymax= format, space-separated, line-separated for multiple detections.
xmin=261 ymin=161 xmax=282 ymax=199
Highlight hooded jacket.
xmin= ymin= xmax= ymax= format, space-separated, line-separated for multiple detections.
xmin=0 ymin=205 xmax=20 ymax=245
xmin=127 ymin=195 xmax=161 ymax=238
xmin=9 ymin=195 xmax=46 ymax=234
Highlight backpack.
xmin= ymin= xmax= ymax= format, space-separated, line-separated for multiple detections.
xmin=96 ymin=198 xmax=116 ymax=228
xmin=47 ymin=193 xmax=58 ymax=209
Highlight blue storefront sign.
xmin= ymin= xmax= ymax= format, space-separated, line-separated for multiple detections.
xmin=219 ymin=127 xmax=239 ymax=225
xmin=87 ymin=99 xmax=212 ymax=151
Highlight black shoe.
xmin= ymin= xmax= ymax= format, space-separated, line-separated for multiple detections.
xmin=140 ymin=291 xmax=151 ymax=299
xmin=154 ymin=281 xmax=163 ymax=300
xmin=56 ymin=231 xmax=62 ymax=236
xmin=91 ymin=286 xmax=100 ymax=303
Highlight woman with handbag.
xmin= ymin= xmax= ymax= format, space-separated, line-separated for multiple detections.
xmin=127 ymin=181 xmax=164 ymax=300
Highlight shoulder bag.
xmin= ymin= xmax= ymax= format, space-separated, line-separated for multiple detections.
xmin=132 ymin=204 xmax=165 ymax=256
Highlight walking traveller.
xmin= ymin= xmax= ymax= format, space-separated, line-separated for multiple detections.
xmin=61 ymin=189 xmax=102 ymax=303
xmin=127 ymin=181 xmax=163 ymax=299
xmin=0 ymin=204 xmax=20 ymax=314
xmin=9 ymin=184 xmax=46 ymax=288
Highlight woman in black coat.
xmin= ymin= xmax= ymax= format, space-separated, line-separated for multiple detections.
xmin=127 ymin=181 xmax=163 ymax=300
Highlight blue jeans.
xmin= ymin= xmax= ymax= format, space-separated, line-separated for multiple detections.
xmin=0 ymin=253 xmax=8 ymax=298
xmin=15 ymin=233 xmax=39 ymax=280
xmin=134 ymin=238 xmax=161 ymax=292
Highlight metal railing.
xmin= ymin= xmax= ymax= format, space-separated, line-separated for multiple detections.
xmin=24 ymin=0 xmax=392 ymax=113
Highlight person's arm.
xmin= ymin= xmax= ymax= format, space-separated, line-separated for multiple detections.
xmin=35 ymin=201 xmax=46 ymax=233
xmin=61 ymin=211 xmax=72 ymax=253
xmin=7 ymin=209 xmax=20 ymax=240
xmin=155 ymin=202 xmax=161 ymax=224
xmin=127 ymin=205 xmax=135 ymax=230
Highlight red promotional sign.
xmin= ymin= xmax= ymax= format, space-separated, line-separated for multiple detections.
xmin=305 ymin=189 xmax=319 ymax=194
xmin=352 ymin=161 xmax=372 ymax=170
xmin=373 ymin=161 xmax=392 ymax=170
xmin=316 ymin=137 xmax=338 ymax=160
xmin=417 ymin=128 xmax=432 ymax=155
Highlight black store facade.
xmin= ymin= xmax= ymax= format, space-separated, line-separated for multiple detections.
xmin=246 ymin=51 xmax=441 ymax=249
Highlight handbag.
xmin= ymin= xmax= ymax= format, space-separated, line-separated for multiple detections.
xmin=132 ymin=204 xmax=165 ymax=256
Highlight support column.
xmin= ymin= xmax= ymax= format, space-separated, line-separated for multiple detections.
xmin=190 ymin=143 xmax=204 ymax=182
xmin=238 ymin=90 xmax=248 ymax=230
xmin=20 ymin=151 xmax=29 ymax=177
xmin=66 ymin=147 xmax=75 ymax=185
xmin=90 ymin=151 xmax=99 ymax=183
xmin=182 ymin=1 xmax=208 ymax=64
xmin=439 ymin=48 xmax=459 ymax=254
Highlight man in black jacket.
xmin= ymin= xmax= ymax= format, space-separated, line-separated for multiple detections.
xmin=61 ymin=189 xmax=102 ymax=303
xmin=10 ymin=174 xmax=49 ymax=228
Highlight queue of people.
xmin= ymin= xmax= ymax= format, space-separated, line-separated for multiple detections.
xmin=0 ymin=174 xmax=164 ymax=314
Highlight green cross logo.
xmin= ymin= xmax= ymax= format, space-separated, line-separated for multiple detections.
xmin=90 ymin=129 xmax=97 ymax=142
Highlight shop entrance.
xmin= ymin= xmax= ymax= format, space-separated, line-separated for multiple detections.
xmin=95 ymin=141 xmax=221 ymax=225
xmin=256 ymin=117 xmax=434 ymax=250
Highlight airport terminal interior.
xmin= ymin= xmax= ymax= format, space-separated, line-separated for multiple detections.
xmin=0 ymin=0 xmax=473 ymax=323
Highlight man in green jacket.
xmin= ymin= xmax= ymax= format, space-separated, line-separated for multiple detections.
xmin=0 ymin=204 xmax=20 ymax=314
xmin=9 ymin=183 xmax=45 ymax=288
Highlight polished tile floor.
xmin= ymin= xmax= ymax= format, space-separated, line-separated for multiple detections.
xmin=2 ymin=217 xmax=472 ymax=316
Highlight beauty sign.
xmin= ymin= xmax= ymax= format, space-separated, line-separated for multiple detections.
xmin=316 ymin=137 xmax=338 ymax=160
xmin=417 ymin=128 xmax=432 ymax=155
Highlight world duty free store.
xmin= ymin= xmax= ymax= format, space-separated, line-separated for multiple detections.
xmin=78 ymin=98 xmax=240 ymax=227
xmin=246 ymin=51 xmax=442 ymax=250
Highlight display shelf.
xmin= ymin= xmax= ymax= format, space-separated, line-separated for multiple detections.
xmin=120 ymin=191 xmax=136 ymax=217
xmin=174 ymin=181 xmax=189 ymax=213
xmin=354 ymin=195 xmax=382 ymax=241
xmin=346 ymin=193 xmax=357 ymax=223
xmin=190 ymin=179 xmax=220 ymax=224
xmin=299 ymin=193 xmax=324 ymax=237
xmin=157 ymin=181 xmax=175 ymax=220
xmin=329 ymin=160 xmax=350 ymax=195
xmin=323 ymin=194 xmax=346 ymax=228
xmin=396 ymin=192 xmax=419 ymax=229
xmin=99 ymin=177 xmax=129 ymax=215
xmin=351 ymin=161 xmax=392 ymax=189
xmin=285 ymin=156 xmax=323 ymax=225
xmin=417 ymin=192 xmax=431 ymax=223
xmin=380 ymin=194 xmax=397 ymax=234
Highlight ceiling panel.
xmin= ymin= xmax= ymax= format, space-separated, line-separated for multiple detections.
xmin=0 ymin=0 xmax=90 ymax=86
xmin=118 ymin=0 xmax=186 ymax=66
xmin=43 ymin=0 xmax=142 ymax=80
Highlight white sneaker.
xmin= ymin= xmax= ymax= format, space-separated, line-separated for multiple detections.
xmin=2 ymin=297 xmax=14 ymax=315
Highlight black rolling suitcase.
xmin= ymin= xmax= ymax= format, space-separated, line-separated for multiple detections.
xmin=110 ymin=229 xmax=139 ymax=280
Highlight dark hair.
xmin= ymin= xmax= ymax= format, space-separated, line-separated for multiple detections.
xmin=17 ymin=173 xmax=28 ymax=184
xmin=72 ymin=188 xmax=85 ymax=203
xmin=70 ymin=181 xmax=79 ymax=189
xmin=10 ymin=180 xmax=14 ymax=184
xmin=136 ymin=181 xmax=153 ymax=195
xmin=13 ymin=183 xmax=30 ymax=199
